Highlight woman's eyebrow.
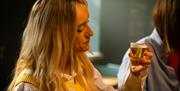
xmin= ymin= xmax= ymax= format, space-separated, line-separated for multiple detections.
xmin=79 ymin=20 xmax=89 ymax=26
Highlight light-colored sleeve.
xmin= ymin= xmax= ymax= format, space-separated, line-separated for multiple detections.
xmin=14 ymin=82 xmax=39 ymax=91
xmin=117 ymin=49 xmax=148 ymax=91
xmin=93 ymin=68 xmax=117 ymax=91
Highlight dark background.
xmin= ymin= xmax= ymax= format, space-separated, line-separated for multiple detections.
xmin=100 ymin=0 xmax=156 ymax=64
xmin=0 ymin=0 xmax=35 ymax=90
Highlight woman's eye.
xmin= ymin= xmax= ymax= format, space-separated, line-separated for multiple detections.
xmin=77 ymin=26 xmax=85 ymax=32
xmin=77 ymin=29 xmax=83 ymax=32
xmin=77 ymin=23 xmax=89 ymax=33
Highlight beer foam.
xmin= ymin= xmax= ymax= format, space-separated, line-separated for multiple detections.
xmin=130 ymin=42 xmax=148 ymax=48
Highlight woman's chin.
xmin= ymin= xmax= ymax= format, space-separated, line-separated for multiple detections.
xmin=78 ymin=45 xmax=89 ymax=52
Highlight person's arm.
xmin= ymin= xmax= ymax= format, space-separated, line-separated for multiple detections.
xmin=118 ymin=49 xmax=149 ymax=91
xmin=14 ymin=82 xmax=39 ymax=91
xmin=122 ymin=67 xmax=148 ymax=91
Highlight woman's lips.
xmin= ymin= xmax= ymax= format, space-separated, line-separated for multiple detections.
xmin=84 ymin=40 xmax=89 ymax=44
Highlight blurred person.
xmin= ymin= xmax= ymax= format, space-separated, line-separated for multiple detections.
xmin=7 ymin=0 xmax=153 ymax=91
xmin=118 ymin=0 xmax=180 ymax=91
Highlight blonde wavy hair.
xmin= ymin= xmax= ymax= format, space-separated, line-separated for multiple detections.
xmin=8 ymin=0 xmax=98 ymax=91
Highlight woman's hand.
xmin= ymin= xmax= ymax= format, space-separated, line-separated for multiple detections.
xmin=129 ymin=48 xmax=153 ymax=74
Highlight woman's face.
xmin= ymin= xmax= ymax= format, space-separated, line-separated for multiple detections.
xmin=75 ymin=3 xmax=93 ymax=52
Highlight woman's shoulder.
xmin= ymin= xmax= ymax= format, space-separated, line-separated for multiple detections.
xmin=13 ymin=68 xmax=39 ymax=90
xmin=14 ymin=82 xmax=39 ymax=91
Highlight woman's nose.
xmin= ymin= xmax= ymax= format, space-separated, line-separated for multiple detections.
xmin=86 ymin=26 xmax=94 ymax=37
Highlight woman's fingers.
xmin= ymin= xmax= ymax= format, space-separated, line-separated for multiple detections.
xmin=144 ymin=51 xmax=153 ymax=58
xmin=130 ymin=58 xmax=151 ymax=65
xmin=129 ymin=50 xmax=153 ymax=65
xmin=131 ymin=65 xmax=148 ymax=73
xmin=139 ymin=59 xmax=151 ymax=65
xmin=129 ymin=44 xmax=153 ymax=74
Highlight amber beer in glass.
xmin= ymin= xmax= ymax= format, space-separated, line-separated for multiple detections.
xmin=130 ymin=42 xmax=148 ymax=64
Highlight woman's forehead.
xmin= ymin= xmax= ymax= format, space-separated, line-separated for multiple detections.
xmin=76 ymin=3 xmax=89 ymax=25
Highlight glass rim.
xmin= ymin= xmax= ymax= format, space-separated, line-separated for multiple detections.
xmin=130 ymin=42 xmax=148 ymax=48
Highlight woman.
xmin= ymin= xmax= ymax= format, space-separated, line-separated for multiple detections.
xmin=8 ymin=0 xmax=99 ymax=90
xmin=8 ymin=0 xmax=153 ymax=91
